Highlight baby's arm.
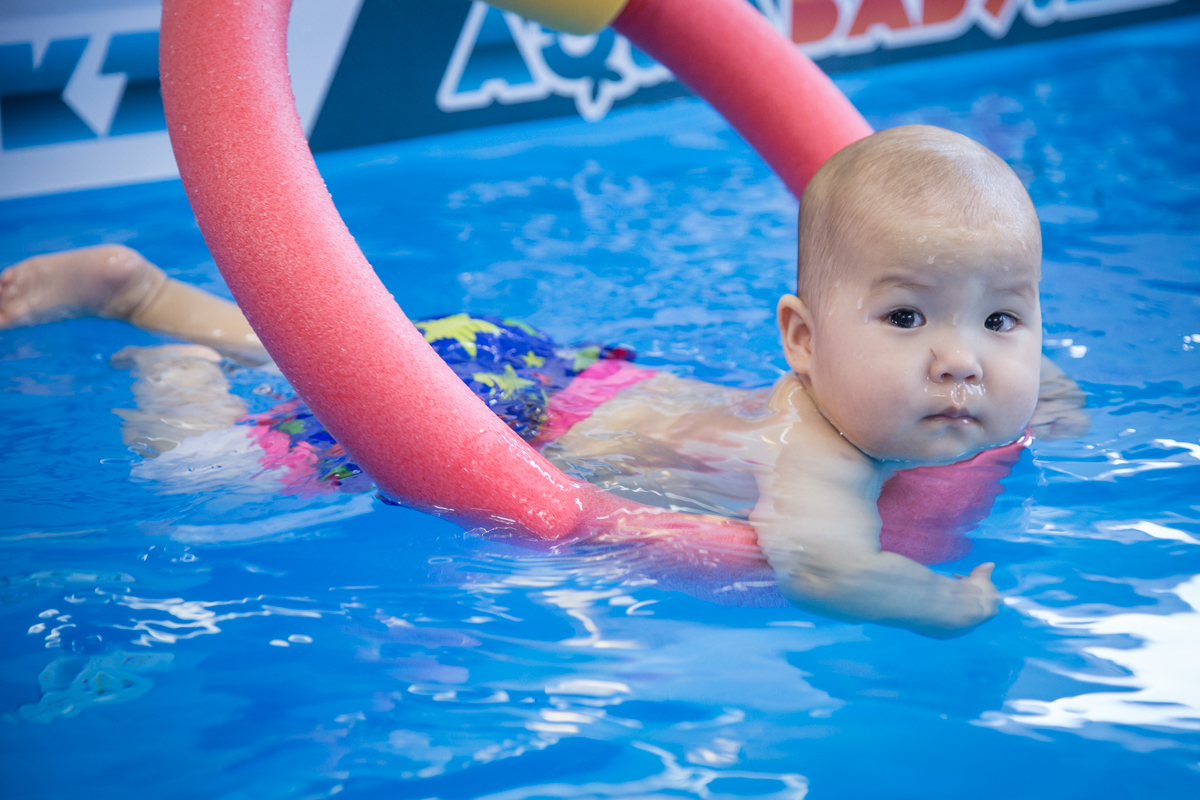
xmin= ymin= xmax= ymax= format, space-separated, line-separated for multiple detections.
xmin=1029 ymin=355 xmax=1089 ymax=440
xmin=0 ymin=245 xmax=269 ymax=365
xmin=752 ymin=447 xmax=1000 ymax=638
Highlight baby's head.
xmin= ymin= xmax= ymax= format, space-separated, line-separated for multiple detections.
xmin=778 ymin=125 xmax=1042 ymax=463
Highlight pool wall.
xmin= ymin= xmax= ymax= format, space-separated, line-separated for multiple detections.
xmin=1 ymin=0 xmax=1197 ymax=200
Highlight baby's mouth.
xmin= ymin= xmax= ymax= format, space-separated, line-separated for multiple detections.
xmin=925 ymin=407 xmax=980 ymax=425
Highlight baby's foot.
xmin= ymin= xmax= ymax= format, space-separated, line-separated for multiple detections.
xmin=0 ymin=244 xmax=165 ymax=329
xmin=110 ymin=343 xmax=224 ymax=371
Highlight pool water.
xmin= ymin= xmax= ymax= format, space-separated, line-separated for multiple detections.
xmin=2 ymin=15 xmax=1199 ymax=799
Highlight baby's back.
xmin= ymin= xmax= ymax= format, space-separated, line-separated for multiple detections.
xmin=546 ymin=373 xmax=788 ymax=517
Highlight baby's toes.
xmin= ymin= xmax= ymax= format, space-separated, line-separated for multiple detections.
xmin=0 ymin=265 xmax=18 ymax=297
xmin=0 ymin=276 xmax=31 ymax=327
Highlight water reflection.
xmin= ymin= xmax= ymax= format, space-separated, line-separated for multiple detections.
xmin=469 ymin=741 xmax=809 ymax=800
xmin=984 ymin=574 xmax=1200 ymax=743
xmin=114 ymin=592 xmax=342 ymax=646
xmin=461 ymin=558 xmax=850 ymax=718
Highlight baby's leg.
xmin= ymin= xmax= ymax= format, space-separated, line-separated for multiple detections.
xmin=0 ymin=244 xmax=269 ymax=365
xmin=0 ymin=245 xmax=159 ymax=328
xmin=110 ymin=344 xmax=248 ymax=457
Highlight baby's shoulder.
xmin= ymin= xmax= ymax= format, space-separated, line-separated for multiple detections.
xmin=759 ymin=374 xmax=879 ymax=483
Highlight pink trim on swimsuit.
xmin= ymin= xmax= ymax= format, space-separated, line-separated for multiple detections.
xmin=876 ymin=431 xmax=1033 ymax=564
xmin=532 ymin=359 xmax=657 ymax=447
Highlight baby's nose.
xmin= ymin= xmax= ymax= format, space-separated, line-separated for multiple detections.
xmin=930 ymin=347 xmax=982 ymax=383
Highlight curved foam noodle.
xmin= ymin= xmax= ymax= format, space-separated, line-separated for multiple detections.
xmin=160 ymin=0 xmax=610 ymax=538
xmin=157 ymin=0 xmax=881 ymax=554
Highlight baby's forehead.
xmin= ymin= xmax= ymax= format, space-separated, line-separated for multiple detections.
xmin=858 ymin=178 xmax=1037 ymax=231
xmin=834 ymin=215 xmax=1042 ymax=282
xmin=820 ymin=135 xmax=1040 ymax=240
xmin=881 ymin=210 xmax=1039 ymax=246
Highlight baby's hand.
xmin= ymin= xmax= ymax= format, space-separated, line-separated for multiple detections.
xmin=1030 ymin=357 xmax=1091 ymax=440
xmin=1028 ymin=397 xmax=1091 ymax=440
xmin=922 ymin=562 xmax=1000 ymax=638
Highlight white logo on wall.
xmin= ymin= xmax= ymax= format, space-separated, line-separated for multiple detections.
xmin=438 ymin=1 xmax=672 ymax=123
xmin=438 ymin=0 xmax=1178 ymax=122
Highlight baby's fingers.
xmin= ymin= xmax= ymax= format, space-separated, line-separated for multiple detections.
xmin=967 ymin=562 xmax=995 ymax=582
xmin=968 ymin=563 xmax=1001 ymax=617
xmin=952 ymin=563 xmax=995 ymax=582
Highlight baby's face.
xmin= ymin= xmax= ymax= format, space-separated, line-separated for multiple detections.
xmin=783 ymin=215 xmax=1042 ymax=463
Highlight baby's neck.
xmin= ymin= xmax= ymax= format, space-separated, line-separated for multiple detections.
xmin=768 ymin=373 xmax=848 ymax=442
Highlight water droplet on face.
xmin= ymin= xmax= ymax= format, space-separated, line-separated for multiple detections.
xmin=935 ymin=380 xmax=986 ymax=407
xmin=856 ymin=297 xmax=863 ymax=309
xmin=917 ymin=234 xmax=927 ymax=243
xmin=927 ymin=255 xmax=935 ymax=264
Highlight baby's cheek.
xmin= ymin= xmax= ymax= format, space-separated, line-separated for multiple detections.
xmin=869 ymin=357 xmax=924 ymax=410
xmin=993 ymin=366 xmax=1040 ymax=431
xmin=842 ymin=367 xmax=897 ymax=418
xmin=857 ymin=373 xmax=918 ymax=444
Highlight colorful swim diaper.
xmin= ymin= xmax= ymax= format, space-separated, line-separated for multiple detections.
xmin=241 ymin=314 xmax=654 ymax=494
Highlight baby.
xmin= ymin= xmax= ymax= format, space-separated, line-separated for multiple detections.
xmin=550 ymin=125 xmax=1085 ymax=635
xmin=0 ymin=125 xmax=1086 ymax=637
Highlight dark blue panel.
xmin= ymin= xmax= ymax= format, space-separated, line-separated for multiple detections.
xmin=307 ymin=0 xmax=688 ymax=153
xmin=101 ymin=30 xmax=158 ymax=82
xmin=103 ymin=31 xmax=166 ymax=136
xmin=0 ymin=38 xmax=94 ymax=149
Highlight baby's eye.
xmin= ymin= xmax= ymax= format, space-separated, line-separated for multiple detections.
xmin=887 ymin=308 xmax=925 ymax=329
xmin=985 ymin=312 xmax=1018 ymax=332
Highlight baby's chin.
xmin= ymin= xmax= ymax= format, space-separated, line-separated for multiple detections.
xmin=854 ymin=427 xmax=1018 ymax=466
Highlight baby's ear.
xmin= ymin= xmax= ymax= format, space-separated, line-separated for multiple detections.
xmin=777 ymin=294 xmax=815 ymax=376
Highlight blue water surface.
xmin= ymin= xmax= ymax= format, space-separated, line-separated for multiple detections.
xmin=1 ymin=16 xmax=1199 ymax=800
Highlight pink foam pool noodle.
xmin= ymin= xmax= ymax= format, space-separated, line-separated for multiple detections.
xmin=159 ymin=0 xmax=606 ymax=538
